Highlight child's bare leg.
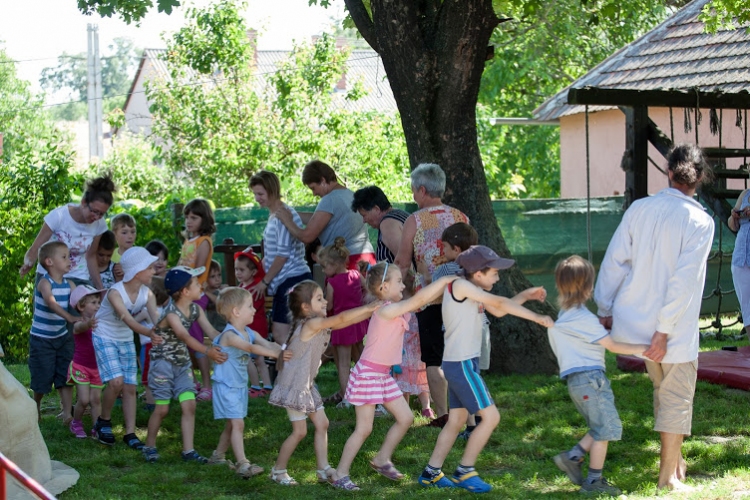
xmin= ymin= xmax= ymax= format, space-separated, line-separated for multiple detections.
xmin=351 ymin=340 xmax=363 ymax=363
xmin=33 ymin=392 xmax=44 ymax=421
xmin=73 ymin=384 xmax=91 ymax=421
xmin=372 ymin=397 xmax=414 ymax=467
xmin=90 ymin=387 xmax=102 ymax=423
xmin=255 ymin=356 xmax=272 ymax=388
xmin=332 ymin=404 xmax=375 ymax=480
xmin=58 ymin=385 xmax=73 ymax=423
xmin=145 ymin=403 xmax=169 ymax=447
xmin=426 ymin=366 xmax=448 ymax=417
xmin=275 ymin=418 xmax=307 ymax=472
xmin=247 ymin=360 xmax=261 ymax=387
xmin=122 ymin=383 xmax=137 ymax=434
xmin=418 ymin=391 xmax=431 ymax=412
xmin=460 ymin=405 xmax=500 ymax=467
xmin=100 ymin=376 xmax=123 ymax=420
xmin=180 ymin=398 xmax=197 ymax=452
xmin=466 ymin=413 xmax=476 ymax=427
xmin=216 ymin=420 xmax=233 ymax=456
xmin=197 ymin=356 xmax=212 ymax=390
xmin=309 ymin=410 xmax=331 ymax=470
xmin=588 ymin=440 xmax=608 ymax=470
xmin=143 ymin=386 xmax=154 ymax=405
xmin=335 ymin=345 xmax=353 ymax=397
xmin=428 ymin=407 xmax=468 ymax=468
xmin=229 ymin=418 xmax=247 ymax=463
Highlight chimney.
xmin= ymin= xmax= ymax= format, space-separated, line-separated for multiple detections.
xmin=246 ymin=29 xmax=258 ymax=69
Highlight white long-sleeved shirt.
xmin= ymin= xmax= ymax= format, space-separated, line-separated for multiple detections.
xmin=594 ymin=188 xmax=714 ymax=364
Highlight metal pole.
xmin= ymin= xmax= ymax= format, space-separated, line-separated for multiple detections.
xmin=94 ymin=25 xmax=104 ymax=158
xmin=87 ymin=24 xmax=96 ymax=161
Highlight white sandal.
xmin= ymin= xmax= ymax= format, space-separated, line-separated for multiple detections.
xmin=270 ymin=467 xmax=298 ymax=486
xmin=316 ymin=465 xmax=336 ymax=484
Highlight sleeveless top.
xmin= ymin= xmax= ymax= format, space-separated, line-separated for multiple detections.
xmin=93 ymin=281 xmax=150 ymax=342
xmin=179 ymin=235 xmax=213 ymax=284
xmin=211 ymin=324 xmax=255 ymax=388
xmin=327 ymin=270 xmax=367 ymax=339
xmin=359 ymin=303 xmax=410 ymax=367
xmin=150 ymin=301 xmax=200 ymax=366
xmin=31 ymin=274 xmax=71 ymax=339
xmin=442 ymin=281 xmax=485 ymax=362
xmin=268 ymin=320 xmax=331 ymax=413
xmin=377 ymin=209 xmax=409 ymax=263
xmin=412 ymin=205 xmax=469 ymax=288
xmin=734 ymin=190 xmax=750 ymax=267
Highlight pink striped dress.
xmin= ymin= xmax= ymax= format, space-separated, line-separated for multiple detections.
xmin=345 ymin=304 xmax=409 ymax=406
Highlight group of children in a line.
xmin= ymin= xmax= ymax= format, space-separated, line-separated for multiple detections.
xmin=28 ymin=200 xmax=648 ymax=495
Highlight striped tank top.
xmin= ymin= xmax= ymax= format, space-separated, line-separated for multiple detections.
xmin=31 ymin=274 xmax=71 ymax=339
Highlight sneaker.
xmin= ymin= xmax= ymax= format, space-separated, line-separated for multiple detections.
xmin=374 ymin=404 xmax=388 ymax=417
xmin=418 ymin=471 xmax=455 ymax=488
xmin=580 ymin=477 xmax=621 ymax=496
xmin=248 ymin=388 xmax=264 ymax=398
xmin=93 ymin=419 xmax=115 ymax=446
xmin=69 ymin=419 xmax=86 ymax=439
xmin=181 ymin=450 xmax=208 ymax=464
xmin=458 ymin=428 xmax=473 ymax=441
xmin=123 ymin=434 xmax=145 ymax=451
xmin=553 ymin=452 xmax=583 ymax=486
xmin=142 ymin=446 xmax=159 ymax=463
xmin=336 ymin=399 xmax=352 ymax=409
xmin=207 ymin=450 xmax=227 ymax=465
xmin=451 ymin=471 xmax=492 ymax=493
xmin=427 ymin=414 xmax=449 ymax=428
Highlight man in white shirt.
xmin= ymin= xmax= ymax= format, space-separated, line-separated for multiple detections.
xmin=594 ymin=144 xmax=714 ymax=491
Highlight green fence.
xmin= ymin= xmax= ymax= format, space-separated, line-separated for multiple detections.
xmin=213 ymin=196 xmax=738 ymax=317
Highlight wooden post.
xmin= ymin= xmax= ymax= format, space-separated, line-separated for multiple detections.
xmin=623 ymin=105 xmax=649 ymax=207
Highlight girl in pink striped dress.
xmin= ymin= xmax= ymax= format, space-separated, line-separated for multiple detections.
xmin=330 ymin=263 xmax=457 ymax=491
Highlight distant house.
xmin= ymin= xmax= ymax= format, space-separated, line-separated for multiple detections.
xmin=533 ymin=0 xmax=750 ymax=199
xmin=122 ymin=34 xmax=397 ymax=137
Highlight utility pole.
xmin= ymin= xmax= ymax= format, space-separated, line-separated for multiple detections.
xmin=87 ymin=24 xmax=104 ymax=161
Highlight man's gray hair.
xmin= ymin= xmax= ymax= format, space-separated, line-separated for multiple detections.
xmin=411 ymin=163 xmax=446 ymax=198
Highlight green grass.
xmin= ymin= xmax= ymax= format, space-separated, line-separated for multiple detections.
xmin=9 ymin=325 xmax=750 ymax=499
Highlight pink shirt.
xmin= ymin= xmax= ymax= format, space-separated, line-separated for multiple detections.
xmin=359 ymin=304 xmax=410 ymax=367
xmin=73 ymin=328 xmax=97 ymax=369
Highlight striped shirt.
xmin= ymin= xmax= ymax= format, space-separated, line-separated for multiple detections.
xmin=31 ymin=274 xmax=71 ymax=339
xmin=376 ymin=209 xmax=409 ymax=263
xmin=263 ymin=204 xmax=311 ymax=295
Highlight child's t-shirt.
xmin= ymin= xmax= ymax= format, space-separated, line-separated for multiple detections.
xmin=432 ymin=261 xmax=461 ymax=281
xmin=93 ymin=281 xmax=150 ymax=342
xmin=73 ymin=328 xmax=97 ymax=369
xmin=547 ymin=305 xmax=608 ymax=380
xmin=100 ymin=261 xmax=116 ymax=289
xmin=359 ymin=304 xmax=409 ymax=367
xmin=30 ymin=274 xmax=71 ymax=339
xmin=150 ymin=301 xmax=199 ymax=367
xmin=111 ymin=248 xmax=123 ymax=264
xmin=442 ymin=280 xmax=485 ymax=362
xmin=179 ymin=235 xmax=213 ymax=284
xmin=211 ymin=324 xmax=255 ymax=388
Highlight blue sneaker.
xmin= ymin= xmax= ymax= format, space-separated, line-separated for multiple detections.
xmin=418 ymin=471 xmax=455 ymax=488
xmin=451 ymin=471 xmax=492 ymax=493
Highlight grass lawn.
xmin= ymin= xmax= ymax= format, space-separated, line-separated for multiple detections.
xmin=6 ymin=324 xmax=750 ymax=499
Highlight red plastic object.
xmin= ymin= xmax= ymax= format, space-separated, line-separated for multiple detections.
xmin=0 ymin=451 xmax=56 ymax=500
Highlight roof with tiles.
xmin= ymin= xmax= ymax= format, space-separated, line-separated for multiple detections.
xmin=533 ymin=0 xmax=750 ymax=122
xmin=124 ymin=47 xmax=396 ymax=114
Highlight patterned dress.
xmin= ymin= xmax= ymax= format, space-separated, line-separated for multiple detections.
xmin=394 ymin=314 xmax=429 ymax=395
xmin=412 ymin=205 xmax=469 ymax=288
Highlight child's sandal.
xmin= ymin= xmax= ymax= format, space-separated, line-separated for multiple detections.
xmin=369 ymin=461 xmax=404 ymax=481
xmin=234 ymin=459 xmax=264 ymax=478
xmin=330 ymin=475 xmax=360 ymax=491
xmin=316 ymin=465 xmax=336 ymax=484
xmin=270 ymin=467 xmax=298 ymax=486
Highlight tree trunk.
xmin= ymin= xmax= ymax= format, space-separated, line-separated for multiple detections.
xmin=346 ymin=0 xmax=558 ymax=375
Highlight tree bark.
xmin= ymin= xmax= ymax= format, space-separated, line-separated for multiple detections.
xmin=345 ymin=0 xmax=558 ymax=374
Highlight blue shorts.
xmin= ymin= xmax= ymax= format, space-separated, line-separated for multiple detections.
xmin=443 ymin=358 xmax=494 ymax=414
xmin=29 ymin=333 xmax=74 ymax=394
xmin=148 ymin=359 xmax=195 ymax=402
xmin=212 ymin=382 xmax=248 ymax=419
xmin=271 ymin=272 xmax=312 ymax=324
xmin=93 ymin=335 xmax=137 ymax=385
xmin=566 ymin=370 xmax=622 ymax=442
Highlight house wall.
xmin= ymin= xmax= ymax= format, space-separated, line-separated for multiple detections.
xmin=123 ymin=57 xmax=157 ymax=136
xmin=560 ymin=107 xmax=750 ymax=198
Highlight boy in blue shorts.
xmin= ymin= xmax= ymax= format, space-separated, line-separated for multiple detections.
xmin=548 ymin=256 xmax=649 ymax=495
xmin=419 ymin=245 xmax=553 ymax=493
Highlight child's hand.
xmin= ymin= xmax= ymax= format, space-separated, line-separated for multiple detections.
xmin=523 ymin=286 xmax=547 ymax=303
xmin=282 ymin=349 xmax=294 ymax=361
xmin=207 ymin=345 xmax=228 ymax=364
xmin=599 ymin=316 xmax=613 ymax=330
xmin=113 ymin=263 xmax=124 ymax=281
xmin=536 ymin=315 xmax=554 ymax=328
xmin=150 ymin=331 xmax=164 ymax=346
xmin=368 ymin=300 xmax=384 ymax=310
xmin=86 ymin=317 xmax=98 ymax=331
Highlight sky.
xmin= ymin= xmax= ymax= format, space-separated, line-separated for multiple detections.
xmin=0 ymin=0 xmax=346 ymax=97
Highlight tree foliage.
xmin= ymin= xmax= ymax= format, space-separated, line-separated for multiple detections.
xmin=701 ymin=0 xmax=750 ymax=32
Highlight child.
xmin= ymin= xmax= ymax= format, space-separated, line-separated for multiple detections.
xmin=67 ymin=285 xmax=103 ymax=438
xmin=92 ymin=246 xmax=163 ymax=448
xmin=234 ymin=249 xmax=272 ymax=396
xmin=29 ymin=241 xmax=78 ymax=422
xmin=267 ymin=280 xmax=380 ymax=486
xmin=549 ymin=256 xmax=649 ymax=496
xmin=97 ymin=230 xmax=116 ymax=289
xmin=179 ymin=199 xmax=216 ymax=401
xmin=418 ymin=245 xmax=553 ymax=493
xmin=317 ymin=237 xmax=368 ymax=408
xmin=138 ymin=276 xmax=169 ymax=411
xmin=145 ymin=239 xmax=169 ymax=278
xmin=208 ymin=287 xmax=288 ymax=478
xmin=330 ymin=263 xmax=459 ymax=491
xmin=110 ymin=213 xmax=137 ymax=282
xmin=141 ymin=266 xmax=228 ymax=463
xmin=204 ymin=260 xmax=227 ymax=332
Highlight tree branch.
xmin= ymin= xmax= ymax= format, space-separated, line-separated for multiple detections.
xmin=344 ymin=0 xmax=379 ymax=52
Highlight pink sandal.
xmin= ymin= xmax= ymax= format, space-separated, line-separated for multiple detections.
xmin=369 ymin=461 xmax=404 ymax=481
xmin=196 ymin=388 xmax=212 ymax=401
xmin=330 ymin=475 xmax=360 ymax=491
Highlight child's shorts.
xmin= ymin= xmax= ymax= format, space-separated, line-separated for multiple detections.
xmin=93 ymin=335 xmax=137 ymax=385
xmin=443 ymin=357 xmax=494 ymax=415
xmin=67 ymin=361 xmax=104 ymax=388
xmin=29 ymin=333 xmax=74 ymax=394
xmin=345 ymin=360 xmax=402 ymax=406
xmin=148 ymin=358 xmax=195 ymax=402
xmin=212 ymin=382 xmax=248 ymax=419
xmin=566 ymin=369 xmax=622 ymax=442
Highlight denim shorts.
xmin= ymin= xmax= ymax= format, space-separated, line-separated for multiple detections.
xmin=566 ymin=369 xmax=622 ymax=442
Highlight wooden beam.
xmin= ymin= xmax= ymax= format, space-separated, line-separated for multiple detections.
xmin=622 ymin=106 xmax=649 ymax=207
xmin=702 ymin=148 xmax=750 ymax=158
xmin=569 ymin=87 xmax=750 ymax=110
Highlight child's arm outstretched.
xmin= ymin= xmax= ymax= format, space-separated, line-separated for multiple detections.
xmin=454 ymin=279 xmax=553 ymax=327
xmin=378 ymin=275 xmax=457 ymax=321
xmin=303 ymin=300 xmax=382 ymax=340
xmin=511 ymin=286 xmax=547 ymax=305
xmin=108 ymin=289 xmax=163 ymax=343
xmin=37 ymin=279 xmax=78 ymax=324
xmin=223 ymin=330 xmax=285 ymax=359
xmin=597 ymin=335 xmax=649 ymax=356
xmin=194 ymin=308 xmax=221 ymax=340
xmin=163 ymin=312 xmax=228 ymax=364
xmin=74 ymin=317 xmax=97 ymax=334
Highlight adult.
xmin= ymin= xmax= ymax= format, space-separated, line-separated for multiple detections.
xmin=394 ymin=163 xmax=469 ymax=426
xmin=20 ymin=174 xmax=116 ymax=289
xmin=249 ymin=170 xmax=312 ymax=345
xmin=276 ymin=160 xmax=375 ymax=270
xmin=594 ymin=144 xmax=714 ymax=491
xmin=728 ymin=186 xmax=750 ymax=335
xmin=351 ymin=185 xmax=409 ymax=264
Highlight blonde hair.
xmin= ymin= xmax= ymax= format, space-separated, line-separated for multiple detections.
xmin=38 ymin=241 xmax=68 ymax=271
xmin=554 ymin=255 xmax=595 ymax=310
xmin=110 ymin=213 xmax=136 ymax=231
xmin=317 ymin=236 xmax=349 ymax=266
xmin=364 ymin=261 xmax=397 ymax=299
xmin=216 ymin=287 xmax=251 ymax=320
